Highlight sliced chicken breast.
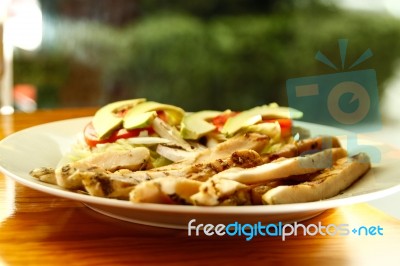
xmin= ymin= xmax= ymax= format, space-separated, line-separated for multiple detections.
xmin=211 ymin=148 xmax=348 ymax=185
xmin=130 ymin=177 xmax=202 ymax=204
xmin=79 ymin=147 xmax=151 ymax=171
xmin=263 ymin=152 xmax=371 ymax=204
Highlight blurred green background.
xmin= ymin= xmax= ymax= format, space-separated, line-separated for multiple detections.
xmin=13 ymin=0 xmax=400 ymax=111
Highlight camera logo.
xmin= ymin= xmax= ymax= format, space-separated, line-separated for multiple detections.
xmin=327 ymin=81 xmax=370 ymax=126
xmin=286 ymin=39 xmax=381 ymax=162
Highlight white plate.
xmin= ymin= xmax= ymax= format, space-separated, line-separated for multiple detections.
xmin=1 ymin=117 xmax=400 ymax=229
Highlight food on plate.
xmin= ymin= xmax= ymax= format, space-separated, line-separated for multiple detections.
xmin=180 ymin=110 xmax=222 ymax=140
xmin=29 ymin=98 xmax=371 ymax=206
xmin=262 ymin=153 xmax=371 ymax=204
xmin=219 ymin=104 xmax=303 ymax=137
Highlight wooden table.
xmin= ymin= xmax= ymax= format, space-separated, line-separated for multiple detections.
xmin=1 ymin=108 xmax=400 ymax=265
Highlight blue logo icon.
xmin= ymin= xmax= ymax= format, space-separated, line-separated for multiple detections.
xmin=286 ymin=39 xmax=381 ymax=162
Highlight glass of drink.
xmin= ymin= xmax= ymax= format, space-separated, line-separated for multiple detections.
xmin=0 ymin=0 xmax=13 ymax=115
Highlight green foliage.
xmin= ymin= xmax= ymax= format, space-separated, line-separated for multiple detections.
xmin=13 ymin=53 xmax=69 ymax=107
xmin=13 ymin=6 xmax=400 ymax=110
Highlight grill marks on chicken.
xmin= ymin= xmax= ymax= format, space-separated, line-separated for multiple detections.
xmin=192 ymin=133 xmax=269 ymax=164
xmin=190 ymin=147 xmax=349 ymax=206
xmin=29 ymin=134 xmax=372 ymax=205
xmin=130 ymin=177 xmax=202 ymax=204
xmin=29 ymin=133 xmax=269 ymax=198
xmin=262 ymin=153 xmax=371 ymax=204
xmin=78 ymin=149 xmax=264 ymax=199
xmin=30 ymin=167 xmax=56 ymax=184
xmin=81 ymin=170 xmax=151 ymax=199
xmin=189 ymin=149 xmax=264 ymax=182
xmin=29 ymin=148 xmax=151 ymax=190
xmin=209 ymin=148 xmax=347 ymax=185
xmin=262 ymin=136 xmax=341 ymax=163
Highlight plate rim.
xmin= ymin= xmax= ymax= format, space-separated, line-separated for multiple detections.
xmin=1 ymin=117 xmax=400 ymax=216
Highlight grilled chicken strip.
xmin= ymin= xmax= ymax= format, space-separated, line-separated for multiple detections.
xmin=263 ymin=152 xmax=371 ymax=204
xmin=79 ymin=147 xmax=151 ymax=171
xmin=55 ymin=163 xmax=106 ymax=189
xmin=90 ymin=132 xmax=269 ymax=182
xmin=263 ymin=136 xmax=341 ymax=163
xmin=193 ymin=133 xmax=269 ymax=164
xmin=189 ymin=148 xmax=347 ymax=206
xmin=250 ymin=181 xmax=286 ymax=205
xmin=130 ymin=177 xmax=202 ymax=204
xmin=31 ymin=133 xmax=268 ymax=190
xmin=55 ymin=147 xmax=150 ymax=189
xmin=124 ymin=137 xmax=345 ymax=205
xmin=30 ymin=147 xmax=151 ymax=189
xmin=209 ymin=147 xmax=347 ymax=185
xmin=151 ymin=132 xmax=269 ymax=172
xmin=30 ymin=167 xmax=56 ymax=184
xmin=188 ymin=149 xmax=263 ymax=182
xmin=81 ymin=149 xmax=263 ymax=198
xmin=81 ymin=169 xmax=153 ymax=199
xmin=127 ymin=149 xmax=264 ymax=204
xmin=190 ymin=178 xmax=251 ymax=206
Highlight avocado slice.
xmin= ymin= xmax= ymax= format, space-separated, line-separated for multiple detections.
xmin=124 ymin=101 xmax=185 ymax=126
xmin=221 ymin=104 xmax=303 ymax=136
xmin=123 ymin=111 xmax=157 ymax=130
xmin=180 ymin=110 xmax=222 ymax=140
xmin=92 ymin=98 xmax=146 ymax=140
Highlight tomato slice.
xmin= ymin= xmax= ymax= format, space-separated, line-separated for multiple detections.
xmin=212 ymin=112 xmax=238 ymax=132
xmin=212 ymin=112 xmax=292 ymax=137
xmin=84 ymin=109 xmax=167 ymax=147
xmin=263 ymin=118 xmax=292 ymax=138
xmin=83 ymin=122 xmax=154 ymax=147
xmin=156 ymin=110 xmax=168 ymax=122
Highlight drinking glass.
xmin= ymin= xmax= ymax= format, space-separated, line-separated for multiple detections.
xmin=0 ymin=0 xmax=13 ymax=115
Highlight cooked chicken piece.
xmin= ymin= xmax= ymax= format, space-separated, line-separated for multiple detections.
xmin=230 ymin=149 xmax=264 ymax=168
xmin=80 ymin=149 xmax=264 ymax=198
xmin=143 ymin=149 xmax=263 ymax=181
xmin=79 ymin=147 xmax=151 ymax=171
xmin=189 ymin=148 xmax=350 ymax=206
xmin=188 ymin=149 xmax=263 ymax=181
xmin=81 ymin=169 xmax=152 ymax=199
xmin=250 ymin=181 xmax=285 ymax=205
xmin=29 ymin=167 xmax=56 ymax=184
xmin=263 ymin=136 xmax=341 ymax=163
xmin=32 ymin=132 xmax=267 ymax=194
xmin=150 ymin=132 xmax=269 ymax=173
xmin=54 ymin=163 xmax=106 ymax=189
xmin=55 ymin=134 xmax=344 ymax=198
xmin=130 ymin=177 xmax=202 ymax=204
xmin=104 ymin=133 xmax=269 ymax=179
xmin=31 ymin=131 xmax=359 ymax=206
xmin=263 ymin=153 xmax=371 ymax=204
xmin=57 ymin=157 xmax=153 ymax=191
xmin=209 ymin=148 xmax=348 ymax=185
xmin=190 ymin=178 xmax=251 ymax=206
xmin=193 ymin=133 xmax=269 ymax=164
xmin=30 ymin=147 xmax=151 ymax=189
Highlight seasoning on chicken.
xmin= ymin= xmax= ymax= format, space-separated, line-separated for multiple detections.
xmin=81 ymin=149 xmax=264 ymax=199
xmin=262 ymin=135 xmax=341 ymax=163
xmin=30 ymin=147 xmax=151 ymax=189
xmin=190 ymin=178 xmax=251 ymax=206
xmin=30 ymin=167 xmax=56 ymax=184
xmin=130 ymin=177 xmax=202 ymax=204
xmin=262 ymin=153 xmax=371 ymax=204
xmin=208 ymin=148 xmax=348 ymax=185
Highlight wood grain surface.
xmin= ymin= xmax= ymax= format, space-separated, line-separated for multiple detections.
xmin=1 ymin=108 xmax=399 ymax=266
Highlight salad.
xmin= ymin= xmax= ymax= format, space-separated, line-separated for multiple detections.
xmin=30 ymin=99 xmax=371 ymax=206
